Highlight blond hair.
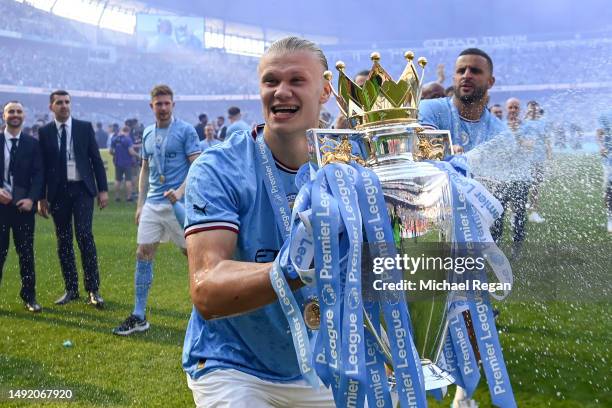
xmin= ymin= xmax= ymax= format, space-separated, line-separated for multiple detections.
xmin=263 ymin=36 xmax=328 ymax=71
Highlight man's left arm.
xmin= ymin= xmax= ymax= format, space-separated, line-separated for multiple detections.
xmin=86 ymin=122 xmax=109 ymax=208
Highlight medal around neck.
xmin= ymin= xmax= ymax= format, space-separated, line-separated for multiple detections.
xmin=306 ymin=52 xmax=455 ymax=392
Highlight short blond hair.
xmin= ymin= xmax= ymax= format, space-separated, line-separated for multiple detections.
xmin=263 ymin=36 xmax=328 ymax=71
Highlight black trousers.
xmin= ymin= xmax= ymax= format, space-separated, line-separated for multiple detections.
xmin=491 ymin=181 xmax=530 ymax=244
xmin=0 ymin=204 xmax=36 ymax=302
xmin=50 ymin=181 xmax=100 ymax=293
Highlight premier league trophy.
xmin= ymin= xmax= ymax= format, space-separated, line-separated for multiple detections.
xmin=305 ymin=52 xmax=456 ymax=392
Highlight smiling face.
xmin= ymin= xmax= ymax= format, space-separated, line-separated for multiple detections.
xmin=3 ymin=102 xmax=25 ymax=130
xmin=453 ymin=54 xmax=495 ymax=104
xmin=258 ymin=50 xmax=331 ymax=139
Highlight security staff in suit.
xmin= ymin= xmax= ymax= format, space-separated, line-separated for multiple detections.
xmin=0 ymin=101 xmax=44 ymax=312
xmin=37 ymin=90 xmax=109 ymax=308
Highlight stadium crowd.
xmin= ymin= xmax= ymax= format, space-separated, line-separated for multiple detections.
xmin=1 ymin=2 xmax=611 ymax=402
xmin=1 ymin=1 xmax=611 ymax=97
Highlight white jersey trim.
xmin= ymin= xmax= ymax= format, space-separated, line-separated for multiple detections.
xmin=185 ymin=221 xmax=239 ymax=237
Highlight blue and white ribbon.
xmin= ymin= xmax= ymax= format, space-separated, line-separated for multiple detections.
xmin=432 ymin=159 xmax=517 ymax=407
xmin=324 ymin=164 xmax=367 ymax=408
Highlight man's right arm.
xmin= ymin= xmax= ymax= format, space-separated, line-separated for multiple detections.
xmin=187 ymin=229 xmax=303 ymax=320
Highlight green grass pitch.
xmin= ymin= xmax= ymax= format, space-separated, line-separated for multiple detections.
xmin=0 ymin=154 xmax=610 ymax=407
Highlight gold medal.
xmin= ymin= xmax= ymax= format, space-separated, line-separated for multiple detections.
xmin=159 ymin=175 xmax=165 ymax=183
xmin=303 ymin=300 xmax=320 ymax=330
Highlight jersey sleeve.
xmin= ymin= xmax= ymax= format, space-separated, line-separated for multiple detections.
xmin=141 ymin=128 xmax=153 ymax=161
xmin=184 ymin=150 xmax=242 ymax=237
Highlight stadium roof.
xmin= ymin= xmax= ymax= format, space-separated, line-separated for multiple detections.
xmin=137 ymin=0 xmax=612 ymax=45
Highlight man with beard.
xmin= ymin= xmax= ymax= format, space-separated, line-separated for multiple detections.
xmin=419 ymin=48 xmax=513 ymax=408
xmin=419 ymin=48 xmax=507 ymax=154
xmin=38 ymin=90 xmax=108 ymax=308
xmin=0 ymin=101 xmax=44 ymax=312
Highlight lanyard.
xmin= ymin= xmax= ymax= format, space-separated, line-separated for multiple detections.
xmin=254 ymin=129 xmax=292 ymax=239
xmin=153 ymin=117 xmax=175 ymax=183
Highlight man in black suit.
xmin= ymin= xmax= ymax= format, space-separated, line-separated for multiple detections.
xmin=0 ymin=101 xmax=44 ymax=312
xmin=37 ymin=90 xmax=109 ymax=308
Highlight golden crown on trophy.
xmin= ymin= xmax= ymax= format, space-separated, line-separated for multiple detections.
xmin=324 ymin=51 xmax=427 ymax=129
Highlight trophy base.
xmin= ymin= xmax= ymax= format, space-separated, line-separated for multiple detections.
xmin=421 ymin=359 xmax=455 ymax=391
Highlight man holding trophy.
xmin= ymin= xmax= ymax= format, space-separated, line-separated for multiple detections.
xmin=418 ymin=48 xmax=507 ymax=154
xmin=182 ymin=37 xmax=336 ymax=407
xmin=183 ymin=37 xmax=516 ymax=407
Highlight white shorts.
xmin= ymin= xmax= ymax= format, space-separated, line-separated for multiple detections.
xmin=187 ymin=369 xmax=335 ymax=408
xmin=136 ymin=202 xmax=185 ymax=248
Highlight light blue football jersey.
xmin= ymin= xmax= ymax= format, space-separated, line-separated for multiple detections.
xmin=419 ymin=97 xmax=508 ymax=152
xmin=182 ymin=128 xmax=315 ymax=382
xmin=225 ymin=120 xmax=252 ymax=142
xmin=141 ymin=117 xmax=201 ymax=203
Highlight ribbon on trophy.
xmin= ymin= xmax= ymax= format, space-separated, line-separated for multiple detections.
xmin=277 ymin=160 xmax=428 ymax=407
xmin=264 ymin=44 xmax=518 ymax=406
xmin=431 ymin=160 xmax=517 ymax=407
xmin=270 ymin=150 xmax=517 ymax=407
xmin=350 ymin=162 xmax=426 ymax=408
xmin=324 ymin=163 xmax=368 ymax=407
